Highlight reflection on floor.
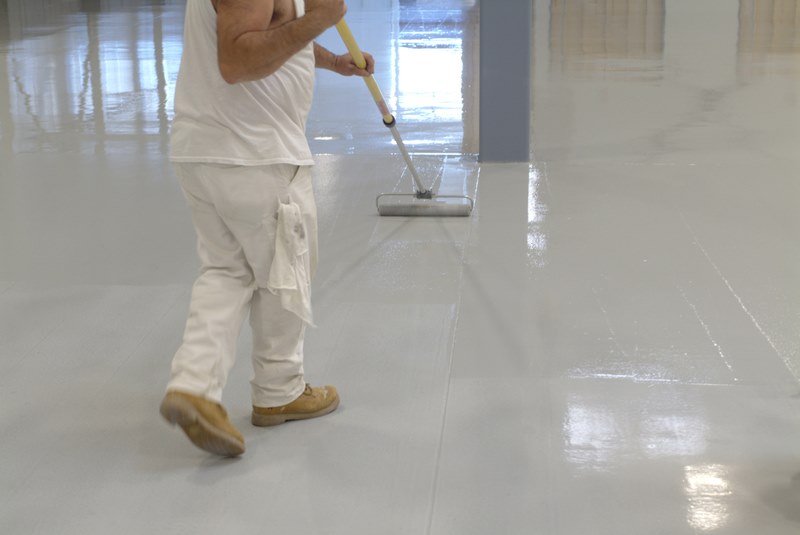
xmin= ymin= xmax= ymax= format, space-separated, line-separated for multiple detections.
xmin=1 ymin=1 xmax=799 ymax=534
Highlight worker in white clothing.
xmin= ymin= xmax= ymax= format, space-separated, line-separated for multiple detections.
xmin=159 ymin=0 xmax=374 ymax=457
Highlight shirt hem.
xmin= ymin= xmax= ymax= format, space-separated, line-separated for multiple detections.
xmin=169 ymin=156 xmax=315 ymax=167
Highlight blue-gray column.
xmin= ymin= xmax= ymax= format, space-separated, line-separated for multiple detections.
xmin=479 ymin=0 xmax=531 ymax=162
xmin=0 ymin=1 xmax=8 ymax=44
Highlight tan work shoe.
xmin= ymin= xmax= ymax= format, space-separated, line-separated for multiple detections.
xmin=252 ymin=384 xmax=340 ymax=427
xmin=160 ymin=391 xmax=245 ymax=457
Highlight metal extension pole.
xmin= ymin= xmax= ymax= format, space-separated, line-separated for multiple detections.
xmin=335 ymin=19 xmax=430 ymax=197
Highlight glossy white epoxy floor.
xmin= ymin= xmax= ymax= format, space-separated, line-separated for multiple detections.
xmin=2 ymin=1 xmax=800 ymax=533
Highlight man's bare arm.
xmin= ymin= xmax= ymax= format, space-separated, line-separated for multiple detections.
xmin=215 ymin=0 xmax=345 ymax=84
xmin=313 ymin=42 xmax=375 ymax=76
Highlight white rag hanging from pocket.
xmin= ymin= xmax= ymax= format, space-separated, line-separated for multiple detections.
xmin=267 ymin=201 xmax=314 ymax=326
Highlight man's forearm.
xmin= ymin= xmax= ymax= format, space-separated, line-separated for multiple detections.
xmin=313 ymin=41 xmax=376 ymax=77
xmin=219 ymin=12 xmax=332 ymax=83
xmin=313 ymin=42 xmax=339 ymax=71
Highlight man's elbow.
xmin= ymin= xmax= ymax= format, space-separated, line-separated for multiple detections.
xmin=218 ymin=62 xmax=241 ymax=85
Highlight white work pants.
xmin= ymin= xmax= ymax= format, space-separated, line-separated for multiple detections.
xmin=167 ymin=162 xmax=317 ymax=407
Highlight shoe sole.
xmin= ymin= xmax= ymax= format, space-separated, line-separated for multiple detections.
xmin=251 ymin=396 xmax=340 ymax=427
xmin=160 ymin=396 xmax=245 ymax=457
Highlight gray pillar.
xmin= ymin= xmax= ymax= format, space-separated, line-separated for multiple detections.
xmin=479 ymin=0 xmax=531 ymax=162
xmin=0 ymin=1 xmax=8 ymax=44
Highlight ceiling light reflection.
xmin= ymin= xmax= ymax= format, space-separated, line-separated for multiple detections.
xmin=684 ymin=464 xmax=732 ymax=532
xmin=527 ymin=165 xmax=548 ymax=266
xmin=563 ymin=404 xmax=620 ymax=471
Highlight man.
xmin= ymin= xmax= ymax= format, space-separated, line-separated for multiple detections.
xmin=159 ymin=0 xmax=374 ymax=457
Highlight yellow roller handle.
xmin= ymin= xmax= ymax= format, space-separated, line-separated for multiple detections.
xmin=335 ymin=19 xmax=395 ymax=125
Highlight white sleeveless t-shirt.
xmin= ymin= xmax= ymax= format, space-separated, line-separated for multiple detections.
xmin=170 ymin=0 xmax=315 ymax=166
